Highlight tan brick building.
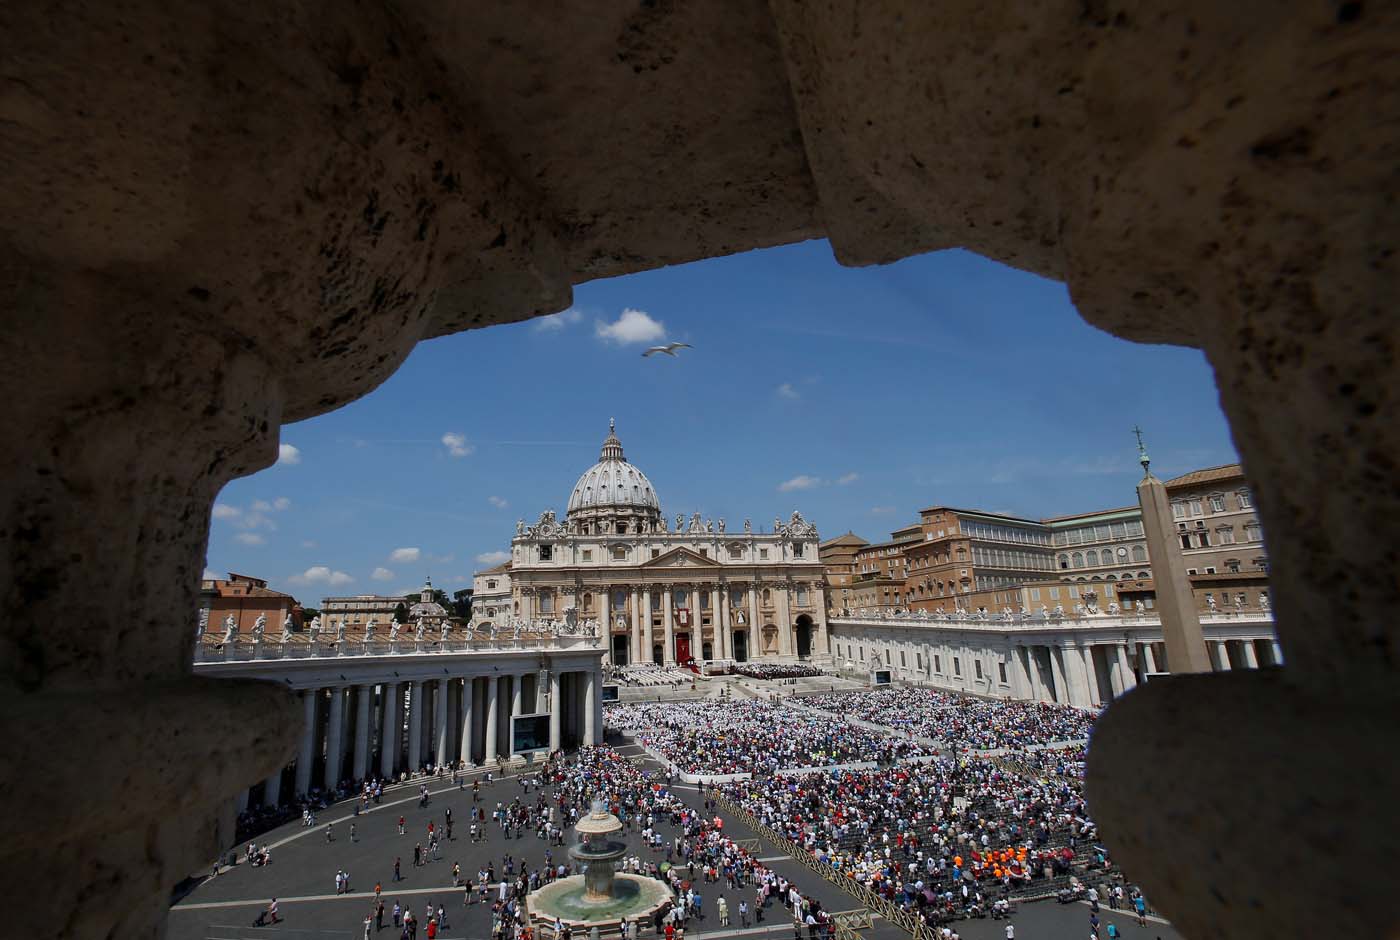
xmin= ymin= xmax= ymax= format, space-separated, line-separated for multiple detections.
xmin=199 ymin=572 xmax=303 ymax=639
xmin=819 ymin=532 xmax=868 ymax=615
xmin=1159 ymin=463 xmax=1270 ymax=612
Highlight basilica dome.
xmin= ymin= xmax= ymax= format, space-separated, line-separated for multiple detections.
xmin=566 ymin=420 xmax=661 ymax=519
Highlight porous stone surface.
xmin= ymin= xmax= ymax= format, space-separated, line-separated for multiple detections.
xmin=0 ymin=1 xmax=1394 ymax=936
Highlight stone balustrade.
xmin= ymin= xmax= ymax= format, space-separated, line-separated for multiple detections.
xmin=193 ymin=632 xmax=600 ymax=664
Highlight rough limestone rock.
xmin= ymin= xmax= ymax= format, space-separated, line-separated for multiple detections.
xmin=0 ymin=1 xmax=1394 ymax=936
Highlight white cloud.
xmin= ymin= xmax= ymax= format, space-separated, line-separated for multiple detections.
xmin=778 ymin=474 xmax=823 ymax=492
xmin=595 ymin=308 xmax=666 ymax=345
xmin=389 ymin=547 xmax=421 ymax=564
xmin=212 ymin=503 xmax=241 ymax=520
xmin=870 ymin=506 xmax=896 ymax=515
xmin=487 ymin=495 xmax=509 ymax=509
xmin=371 ymin=566 xmax=394 ymax=581
xmin=776 ymin=383 xmax=800 ymax=401
xmin=251 ymin=499 xmax=273 ymax=513
xmin=233 ymin=532 xmax=266 ymax=546
xmin=273 ymin=496 xmax=292 ymax=511
xmin=837 ymin=472 xmax=860 ymax=485
xmin=277 ymin=443 xmax=301 ymax=465
xmin=288 ymin=565 xmax=354 ymax=587
xmin=475 ymin=550 xmax=511 ymax=565
xmin=430 ymin=552 xmax=456 ymax=564
xmin=202 ymin=567 xmax=220 ymax=581
xmin=441 ymin=432 xmax=474 ymax=458
xmin=451 ymin=575 xmax=469 ymax=584
xmin=531 ymin=307 xmax=584 ymax=332
xmin=301 ymin=540 xmax=318 ymax=549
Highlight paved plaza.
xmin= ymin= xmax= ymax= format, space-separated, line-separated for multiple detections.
xmin=170 ymin=735 xmax=1179 ymax=940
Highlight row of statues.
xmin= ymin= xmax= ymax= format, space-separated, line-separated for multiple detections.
xmin=845 ymin=593 xmax=1268 ymax=622
xmin=515 ymin=509 xmax=819 ymax=539
xmin=209 ymin=610 xmax=602 ymax=647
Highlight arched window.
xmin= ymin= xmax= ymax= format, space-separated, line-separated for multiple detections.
xmin=762 ymin=588 xmax=771 ymax=604
xmin=583 ymin=592 xmax=593 ymax=610
xmin=1085 ymin=549 xmax=1099 ymax=566
xmin=1071 ymin=552 xmax=1084 ymax=568
xmin=1058 ymin=554 xmax=1069 ymax=570
xmin=1106 ymin=574 xmax=1117 ymax=581
xmin=1138 ymin=570 xmax=1150 ymax=579
xmin=1131 ymin=545 xmax=1147 ymax=563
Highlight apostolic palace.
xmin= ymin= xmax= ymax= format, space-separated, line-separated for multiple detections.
xmin=500 ymin=421 xmax=830 ymax=667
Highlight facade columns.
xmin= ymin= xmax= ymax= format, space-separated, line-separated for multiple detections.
xmin=464 ymin=680 xmax=481 ymax=767
xmin=434 ymin=677 xmax=450 ymax=767
xmin=747 ymin=584 xmax=759 ymax=658
xmin=1270 ymin=640 xmax=1284 ymax=666
xmin=407 ymin=680 xmax=424 ymax=772
xmin=776 ymin=583 xmax=793 ymax=655
xmin=484 ymin=676 xmax=499 ymax=763
xmin=549 ymin=671 xmax=562 ymax=752
xmin=296 ymin=689 xmax=317 ymax=796
xmin=642 ymin=588 xmax=655 ymax=664
xmin=352 ymin=683 xmax=372 ymax=780
xmin=1080 ymin=646 xmax=1101 ymax=707
xmin=324 ymin=686 xmax=345 ymax=789
xmin=1213 ymin=640 xmax=1233 ymax=671
xmin=1049 ymin=646 xmax=1068 ymax=705
xmin=662 ymin=586 xmax=675 ymax=665
xmin=1010 ymin=644 xmax=1032 ymax=699
xmin=1239 ymin=639 xmax=1260 ymax=669
xmin=718 ymin=584 xmax=732 ymax=660
xmin=380 ymin=681 xmax=400 ymax=778
xmin=1142 ymin=642 xmax=1159 ymax=674
xmin=584 ymin=668 xmax=597 ymax=745
xmin=630 ymin=588 xmax=643 ymax=664
xmin=600 ymin=588 xmax=612 ymax=665
xmin=1115 ymin=644 xmax=1138 ymax=693
xmin=709 ymin=585 xmax=722 ymax=660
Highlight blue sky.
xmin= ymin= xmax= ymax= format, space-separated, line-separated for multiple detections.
xmin=208 ymin=240 xmax=1238 ymax=604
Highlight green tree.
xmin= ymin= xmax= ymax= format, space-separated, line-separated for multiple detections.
xmin=452 ymin=589 xmax=474 ymax=620
xmin=393 ymin=601 xmax=408 ymax=623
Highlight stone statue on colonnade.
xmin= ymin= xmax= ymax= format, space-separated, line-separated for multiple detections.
xmin=414 ymin=617 xmax=425 ymax=641
xmin=363 ymin=619 xmax=376 ymax=642
xmin=334 ymin=619 xmax=346 ymax=643
xmin=221 ymin=614 xmax=237 ymax=645
xmin=280 ymin=616 xmax=293 ymax=644
xmin=251 ymin=613 xmax=266 ymax=643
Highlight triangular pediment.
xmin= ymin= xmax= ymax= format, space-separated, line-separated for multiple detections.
xmin=641 ymin=546 xmax=720 ymax=569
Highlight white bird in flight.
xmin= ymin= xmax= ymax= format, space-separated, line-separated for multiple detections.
xmin=642 ymin=342 xmax=693 ymax=358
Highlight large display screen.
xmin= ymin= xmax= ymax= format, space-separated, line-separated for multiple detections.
xmin=873 ymin=669 xmax=892 ymax=685
xmin=511 ymin=713 xmax=551 ymax=752
xmin=601 ymin=684 xmax=620 ymax=703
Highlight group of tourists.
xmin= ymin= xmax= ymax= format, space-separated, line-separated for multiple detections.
xmin=801 ymin=687 xmax=1098 ymax=750
xmin=606 ymin=700 xmax=932 ymax=775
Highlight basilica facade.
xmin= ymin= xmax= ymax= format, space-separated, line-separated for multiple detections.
xmin=499 ymin=422 xmax=830 ymax=667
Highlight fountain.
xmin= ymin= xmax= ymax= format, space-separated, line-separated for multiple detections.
xmin=526 ymin=800 xmax=673 ymax=937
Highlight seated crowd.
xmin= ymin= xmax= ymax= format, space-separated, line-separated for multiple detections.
xmin=606 ymin=700 xmax=932 ymax=776
xmin=731 ymin=662 xmax=827 ymax=681
xmin=800 ymin=687 xmax=1098 ymax=750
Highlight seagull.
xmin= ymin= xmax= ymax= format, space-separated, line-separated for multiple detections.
xmin=642 ymin=342 xmax=692 ymax=358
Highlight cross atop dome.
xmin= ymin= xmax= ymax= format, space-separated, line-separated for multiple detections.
xmin=599 ymin=417 xmax=625 ymax=461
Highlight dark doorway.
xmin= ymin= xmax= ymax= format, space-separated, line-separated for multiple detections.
xmin=675 ymin=633 xmax=692 ymax=664
xmin=611 ymin=633 xmax=629 ymax=665
xmin=732 ymin=630 xmax=748 ymax=662
xmin=701 ymin=641 xmax=713 ymax=661
xmin=652 ymin=644 xmax=663 ymax=665
xmin=795 ymin=614 xmax=813 ymax=658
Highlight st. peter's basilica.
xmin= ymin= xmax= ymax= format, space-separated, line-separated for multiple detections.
xmin=497 ymin=421 xmax=830 ymax=667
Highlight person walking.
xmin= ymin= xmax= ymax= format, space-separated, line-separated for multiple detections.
xmin=394 ymin=857 xmax=402 ymax=882
xmin=717 ymin=895 xmax=729 ymax=927
xmin=1133 ymin=893 xmax=1147 ymax=927
xmin=376 ymin=899 xmax=385 ymax=931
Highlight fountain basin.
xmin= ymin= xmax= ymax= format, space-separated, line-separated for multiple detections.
xmin=527 ymin=873 xmax=672 ymax=937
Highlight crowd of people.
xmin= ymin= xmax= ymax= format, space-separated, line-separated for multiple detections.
xmin=605 ymin=700 xmax=932 ymax=775
xmin=801 ymin=687 xmax=1098 ymax=750
xmin=731 ymin=663 xmax=827 ymax=681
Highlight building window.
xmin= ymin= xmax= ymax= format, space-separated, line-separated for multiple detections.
xmin=934 ymin=654 xmax=942 ymax=673
xmin=1171 ymin=501 xmax=1185 ymax=520
xmin=1209 ymin=494 xmax=1225 ymax=513
xmin=652 ymin=549 xmax=660 ymax=558
xmin=859 ymin=647 xmax=865 ymax=661
xmin=540 ymin=592 xmax=555 ymax=614
xmin=953 ymin=657 xmax=962 ymax=677
xmin=699 ymin=548 xmax=708 ymax=558
xmin=759 ymin=548 xmax=769 ymax=560
xmin=1189 ymin=499 xmax=1203 ymax=516
xmin=612 ymin=546 xmax=627 ymax=560
xmin=1205 ymin=566 xmax=1216 ymax=574
xmin=1218 ymin=527 xmax=1235 ymax=544
xmin=793 ymin=542 xmax=804 ymax=558
xmin=900 ymin=651 xmax=906 ymax=667
xmin=1237 ymin=489 xmax=1253 ymax=509
xmin=729 ymin=546 xmax=742 ymax=560
xmin=762 ymin=588 xmax=771 ymax=605
xmin=916 ymin=653 xmax=922 ymax=669
xmin=1072 ymin=552 xmax=1084 ymax=568
xmin=1198 ymin=531 xmax=1211 ymax=547
xmin=1181 ymin=533 xmax=1194 ymax=550
xmin=884 ymin=649 xmax=891 ymax=664
xmin=538 ymin=544 xmax=553 ymax=561
xmin=999 ymin=662 xmax=1009 ymax=684
xmin=796 ymin=587 xmax=809 ymax=606
xmin=699 ymin=592 xmax=710 ymax=609
xmin=582 ymin=592 xmax=593 ymax=610
xmin=975 ymin=660 xmax=983 ymax=680
xmin=1244 ymin=522 xmax=1263 ymax=542
xmin=674 ymin=589 xmax=688 ymax=607
xmin=486 ymin=580 xmax=497 ymax=589
xmin=581 ymin=550 xmax=592 ymax=562
xmin=1132 ymin=545 xmax=1148 ymax=563
xmin=1086 ymin=549 xmax=1098 ymax=566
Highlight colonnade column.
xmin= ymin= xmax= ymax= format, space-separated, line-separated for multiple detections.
xmin=1141 ymin=642 xmax=1159 ymax=674
xmin=1213 ymin=640 xmax=1233 ymax=671
xmin=584 ymin=669 xmax=597 ymax=745
xmin=630 ymin=588 xmax=643 ymax=664
xmin=1010 ymin=644 xmax=1032 ymax=700
xmin=709 ymin=585 xmax=722 ymax=660
xmin=262 ymin=766 xmax=282 ymax=808
xmin=776 ymin=584 xmax=793 ymax=656
xmin=718 ymin=585 xmax=732 ymax=660
xmin=642 ymin=589 xmax=655 ymax=664
xmin=324 ymin=686 xmax=345 ymax=789
xmin=549 ymin=671 xmax=562 ymax=752
xmin=459 ymin=677 xmax=475 ymax=765
xmin=484 ymin=676 xmax=499 ymax=763
xmin=296 ymin=689 xmax=317 ymax=796
xmin=600 ymin=588 xmax=612 ymax=665
xmin=380 ymin=681 xmax=400 ymax=778
xmin=1080 ymin=646 xmax=1101 ymax=707
xmin=508 ymin=672 xmax=527 ymax=756
xmin=1270 ymin=640 xmax=1284 ymax=666
xmin=434 ymin=677 xmax=450 ymax=767
xmin=1239 ymin=639 xmax=1260 ymax=669
xmin=407 ymin=681 xmax=424 ymax=772
xmin=1115 ymin=644 xmax=1137 ymax=693
xmin=662 ymin=586 xmax=675 ymax=665
xmin=352 ymin=683 xmax=372 ymax=780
